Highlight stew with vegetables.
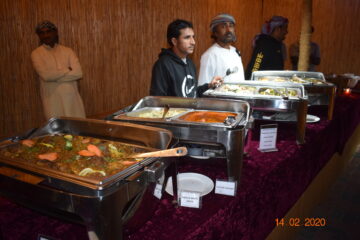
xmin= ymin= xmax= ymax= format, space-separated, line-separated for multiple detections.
xmin=0 ymin=134 xmax=146 ymax=180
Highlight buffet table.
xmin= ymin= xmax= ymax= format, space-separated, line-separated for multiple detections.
xmin=1 ymin=94 xmax=360 ymax=240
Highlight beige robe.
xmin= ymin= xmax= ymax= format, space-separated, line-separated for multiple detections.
xmin=31 ymin=44 xmax=86 ymax=119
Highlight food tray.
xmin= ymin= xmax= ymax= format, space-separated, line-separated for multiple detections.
xmin=116 ymin=108 xmax=244 ymax=128
xmin=205 ymin=81 xmax=306 ymax=99
xmin=0 ymin=134 xmax=153 ymax=181
xmin=173 ymin=109 xmax=244 ymax=126
xmin=112 ymin=97 xmax=250 ymax=129
xmin=117 ymin=107 xmax=192 ymax=119
xmin=0 ymin=117 xmax=173 ymax=189
xmin=211 ymin=84 xmax=302 ymax=99
xmin=250 ymin=70 xmax=332 ymax=86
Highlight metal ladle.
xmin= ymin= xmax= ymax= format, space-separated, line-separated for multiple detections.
xmin=216 ymin=67 xmax=239 ymax=88
xmin=224 ymin=66 xmax=238 ymax=79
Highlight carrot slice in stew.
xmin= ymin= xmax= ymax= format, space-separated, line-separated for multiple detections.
xmin=87 ymin=144 xmax=103 ymax=157
xmin=22 ymin=139 xmax=35 ymax=147
xmin=78 ymin=150 xmax=96 ymax=157
xmin=38 ymin=152 xmax=58 ymax=161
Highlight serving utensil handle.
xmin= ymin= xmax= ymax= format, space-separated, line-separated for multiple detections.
xmin=130 ymin=147 xmax=187 ymax=158
xmin=161 ymin=104 xmax=170 ymax=119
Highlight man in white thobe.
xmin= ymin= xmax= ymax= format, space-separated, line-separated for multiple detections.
xmin=198 ymin=14 xmax=245 ymax=86
xmin=31 ymin=21 xmax=86 ymax=119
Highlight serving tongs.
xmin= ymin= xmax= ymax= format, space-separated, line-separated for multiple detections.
xmin=129 ymin=146 xmax=187 ymax=158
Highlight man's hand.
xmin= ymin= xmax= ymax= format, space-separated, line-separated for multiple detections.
xmin=209 ymin=76 xmax=223 ymax=89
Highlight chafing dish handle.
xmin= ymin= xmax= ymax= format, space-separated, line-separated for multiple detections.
xmin=145 ymin=161 xmax=166 ymax=182
xmin=0 ymin=166 xmax=44 ymax=185
xmin=105 ymin=103 xmax=136 ymax=120
xmin=246 ymin=115 xmax=255 ymax=129
xmin=0 ymin=127 xmax=38 ymax=143
xmin=244 ymin=102 xmax=251 ymax=123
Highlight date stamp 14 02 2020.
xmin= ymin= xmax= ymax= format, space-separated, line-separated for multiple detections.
xmin=275 ymin=217 xmax=326 ymax=227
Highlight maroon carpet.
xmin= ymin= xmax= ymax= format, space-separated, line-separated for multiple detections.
xmin=1 ymin=93 xmax=359 ymax=240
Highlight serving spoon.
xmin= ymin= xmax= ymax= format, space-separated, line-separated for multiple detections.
xmin=161 ymin=104 xmax=170 ymax=119
xmin=224 ymin=66 xmax=238 ymax=79
xmin=216 ymin=67 xmax=239 ymax=88
xmin=129 ymin=146 xmax=187 ymax=158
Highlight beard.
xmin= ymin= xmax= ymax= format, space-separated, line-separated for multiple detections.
xmin=40 ymin=35 xmax=59 ymax=46
xmin=219 ymin=32 xmax=236 ymax=44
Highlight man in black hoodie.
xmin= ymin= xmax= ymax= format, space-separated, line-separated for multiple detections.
xmin=150 ymin=19 xmax=222 ymax=97
xmin=245 ymin=16 xmax=289 ymax=79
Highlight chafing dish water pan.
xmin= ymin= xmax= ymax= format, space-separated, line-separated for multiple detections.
xmin=107 ymin=96 xmax=251 ymax=182
xmin=250 ymin=70 xmax=336 ymax=120
xmin=203 ymin=81 xmax=308 ymax=144
xmin=0 ymin=117 xmax=176 ymax=240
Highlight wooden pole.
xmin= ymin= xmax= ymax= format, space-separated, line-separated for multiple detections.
xmin=298 ymin=0 xmax=312 ymax=71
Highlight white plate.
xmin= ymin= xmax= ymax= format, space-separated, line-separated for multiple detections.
xmin=306 ymin=114 xmax=320 ymax=123
xmin=165 ymin=173 xmax=214 ymax=196
xmin=189 ymin=155 xmax=210 ymax=159
xmin=262 ymin=113 xmax=320 ymax=123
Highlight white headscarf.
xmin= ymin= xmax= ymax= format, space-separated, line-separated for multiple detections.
xmin=210 ymin=13 xmax=236 ymax=32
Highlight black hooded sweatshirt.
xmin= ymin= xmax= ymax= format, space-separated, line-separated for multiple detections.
xmin=245 ymin=34 xmax=285 ymax=79
xmin=150 ymin=48 xmax=209 ymax=97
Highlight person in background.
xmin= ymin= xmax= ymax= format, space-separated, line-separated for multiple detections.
xmin=31 ymin=21 xmax=86 ymax=120
xmin=198 ymin=13 xmax=245 ymax=86
xmin=289 ymin=26 xmax=321 ymax=71
xmin=150 ymin=19 xmax=222 ymax=97
xmin=245 ymin=16 xmax=289 ymax=79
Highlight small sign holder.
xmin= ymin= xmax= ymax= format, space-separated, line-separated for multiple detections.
xmin=258 ymin=124 xmax=278 ymax=152
xmin=153 ymin=173 xmax=165 ymax=199
xmin=153 ymin=183 xmax=163 ymax=199
xmin=179 ymin=190 xmax=202 ymax=208
xmin=215 ymin=179 xmax=237 ymax=196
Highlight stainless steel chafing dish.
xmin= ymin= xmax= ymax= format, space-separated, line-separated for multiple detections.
xmin=203 ymin=81 xmax=308 ymax=144
xmin=251 ymin=70 xmax=336 ymax=120
xmin=0 ymin=117 xmax=177 ymax=240
xmin=107 ymin=96 xmax=251 ymax=182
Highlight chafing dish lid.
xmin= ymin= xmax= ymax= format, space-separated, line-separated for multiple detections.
xmin=250 ymin=70 xmax=333 ymax=86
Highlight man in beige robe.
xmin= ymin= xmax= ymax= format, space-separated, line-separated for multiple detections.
xmin=31 ymin=20 xmax=86 ymax=119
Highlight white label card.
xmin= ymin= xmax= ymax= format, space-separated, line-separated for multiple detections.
xmin=259 ymin=124 xmax=278 ymax=152
xmin=215 ymin=180 xmax=237 ymax=196
xmin=153 ymin=183 xmax=163 ymax=199
xmin=179 ymin=191 xmax=201 ymax=208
